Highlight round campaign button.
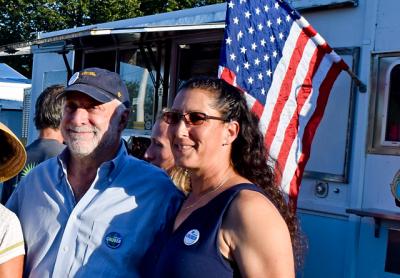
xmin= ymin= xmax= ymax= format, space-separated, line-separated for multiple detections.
xmin=105 ymin=232 xmax=122 ymax=249
xmin=183 ymin=229 xmax=200 ymax=246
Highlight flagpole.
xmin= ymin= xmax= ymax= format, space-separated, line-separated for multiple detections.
xmin=345 ymin=68 xmax=367 ymax=93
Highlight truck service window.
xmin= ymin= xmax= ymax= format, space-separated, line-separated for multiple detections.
xmin=385 ymin=65 xmax=400 ymax=142
xmin=369 ymin=54 xmax=400 ymax=155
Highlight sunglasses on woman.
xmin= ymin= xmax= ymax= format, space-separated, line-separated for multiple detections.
xmin=162 ymin=111 xmax=227 ymax=126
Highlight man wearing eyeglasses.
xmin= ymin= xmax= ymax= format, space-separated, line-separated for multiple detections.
xmin=6 ymin=67 xmax=183 ymax=278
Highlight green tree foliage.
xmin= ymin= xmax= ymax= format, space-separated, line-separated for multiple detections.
xmin=0 ymin=0 xmax=143 ymax=44
xmin=0 ymin=0 xmax=224 ymax=77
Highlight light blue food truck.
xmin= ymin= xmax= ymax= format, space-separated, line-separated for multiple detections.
xmin=1 ymin=1 xmax=399 ymax=277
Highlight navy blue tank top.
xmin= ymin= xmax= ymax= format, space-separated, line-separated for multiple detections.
xmin=152 ymin=183 xmax=264 ymax=278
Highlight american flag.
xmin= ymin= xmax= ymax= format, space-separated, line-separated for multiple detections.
xmin=218 ymin=0 xmax=348 ymax=209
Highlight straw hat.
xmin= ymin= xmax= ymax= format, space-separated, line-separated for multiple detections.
xmin=0 ymin=122 xmax=26 ymax=182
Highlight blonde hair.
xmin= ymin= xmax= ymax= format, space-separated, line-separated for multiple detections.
xmin=169 ymin=166 xmax=191 ymax=195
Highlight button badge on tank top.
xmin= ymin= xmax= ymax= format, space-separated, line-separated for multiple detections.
xmin=184 ymin=229 xmax=200 ymax=246
xmin=105 ymin=232 xmax=122 ymax=249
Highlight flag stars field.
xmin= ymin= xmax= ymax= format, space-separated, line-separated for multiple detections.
xmin=261 ymin=39 xmax=266 ymax=46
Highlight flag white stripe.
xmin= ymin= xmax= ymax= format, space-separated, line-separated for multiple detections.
xmin=280 ymin=55 xmax=334 ymax=191
xmin=330 ymin=50 xmax=342 ymax=63
xmin=296 ymin=17 xmax=309 ymax=29
xmin=269 ymin=38 xmax=317 ymax=161
xmin=312 ymin=33 xmax=325 ymax=46
xmin=245 ymin=93 xmax=257 ymax=111
xmin=259 ymin=22 xmax=302 ymax=136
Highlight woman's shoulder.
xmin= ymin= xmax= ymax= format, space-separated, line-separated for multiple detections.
xmin=224 ymin=186 xmax=288 ymax=233
xmin=232 ymin=187 xmax=279 ymax=215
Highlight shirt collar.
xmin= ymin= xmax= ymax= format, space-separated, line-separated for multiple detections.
xmin=58 ymin=140 xmax=128 ymax=181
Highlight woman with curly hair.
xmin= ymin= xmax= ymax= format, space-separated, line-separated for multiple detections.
xmin=151 ymin=77 xmax=303 ymax=277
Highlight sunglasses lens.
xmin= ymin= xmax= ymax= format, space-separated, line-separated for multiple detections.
xmin=188 ymin=112 xmax=206 ymax=125
xmin=163 ymin=111 xmax=209 ymax=125
xmin=163 ymin=112 xmax=180 ymax=124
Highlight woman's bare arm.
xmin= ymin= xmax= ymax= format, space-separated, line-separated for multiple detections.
xmin=0 ymin=255 xmax=24 ymax=278
xmin=220 ymin=190 xmax=294 ymax=277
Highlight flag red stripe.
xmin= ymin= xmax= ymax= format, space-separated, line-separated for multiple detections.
xmin=302 ymin=24 xmax=318 ymax=38
xmin=275 ymin=47 xmax=325 ymax=179
xmin=319 ymin=43 xmax=332 ymax=53
xmin=264 ymin=30 xmax=310 ymax=150
xmin=251 ymin=100 xmax=265 ymax=119
xmin=288 ymin=63 xmax=343 ymax=209
xmin=220 ymin=67 xmax=236 ymax=86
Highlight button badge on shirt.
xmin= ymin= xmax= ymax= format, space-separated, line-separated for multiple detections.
xmin=105 ymin=232 xmax=122 ymax=249
xmin=183 ymin=229 xmax=200 ymax=246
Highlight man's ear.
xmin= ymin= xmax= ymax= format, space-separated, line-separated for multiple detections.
xmin=119 ymin=109 xmax=130 ymax=131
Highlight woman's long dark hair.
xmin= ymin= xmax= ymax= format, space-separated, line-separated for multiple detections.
xmin=179 ymin=77 xmax=305 ymax=269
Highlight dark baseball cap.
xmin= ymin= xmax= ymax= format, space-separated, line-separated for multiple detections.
xmin=62 ymin=67 xmax=130 ymax=108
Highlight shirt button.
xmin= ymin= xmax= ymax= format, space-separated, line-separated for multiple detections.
xmin=108 ymin=178 xmax=112 ymax=182
xmin=63 ymin=246 xmax=69 ymax=252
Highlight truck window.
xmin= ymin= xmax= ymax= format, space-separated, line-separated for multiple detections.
xmin=84 ymin=50 xmax=116 ymax=72
xmin=369 ymin=54 xmax=400 ymax=155
xmin=168 ymin=30 xmax=224 ymax=105
xmin=176 ymin=41 xmax=221 ymax=87
xmin=385 ymin=65 xmax=400 ymax=142
xmin=120 ymin=49 xmax=156 ymax=132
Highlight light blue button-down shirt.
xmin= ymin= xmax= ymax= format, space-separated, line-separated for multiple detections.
xmin=7 ymin=142 xmax=183 ymax=277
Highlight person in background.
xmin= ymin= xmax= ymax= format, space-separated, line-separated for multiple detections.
xmin=1 ymin=84 xmax=65 ymax=204
xmin=152 ymin=77 xmax=303 ymax=277
xmin=7 ymin=67 xmax=183 ymax=277
xmin=127 ymin=136 xmax=151 ymax=159
xmin=144 ymin=117 xmax=191 ymax=194
xmin=0 ymin=122 xmax=26 ymax=278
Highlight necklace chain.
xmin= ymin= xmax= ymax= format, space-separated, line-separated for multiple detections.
xmin=182 ymin=175 xmax=230 ymax=210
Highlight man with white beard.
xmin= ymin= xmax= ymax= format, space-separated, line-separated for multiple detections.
xmin=6 ymin=68 xmax=183 ymax=278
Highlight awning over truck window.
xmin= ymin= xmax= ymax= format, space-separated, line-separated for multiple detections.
xmin=0 ymin=23 xmax=225 ymax=56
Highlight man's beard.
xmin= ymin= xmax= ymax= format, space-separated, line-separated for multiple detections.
xmin=64 ymin=124 xmax=118 ymax=158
